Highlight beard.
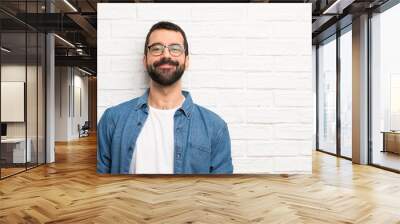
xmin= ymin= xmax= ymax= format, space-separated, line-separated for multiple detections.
xmin=146 ymin=57 xmax=185 ymax=86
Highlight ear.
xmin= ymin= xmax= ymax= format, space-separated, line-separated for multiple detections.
xmin=184 ymin=55 xmax=189 ymax=69
xmin=142 ymin=55 xmax=147 ymax=70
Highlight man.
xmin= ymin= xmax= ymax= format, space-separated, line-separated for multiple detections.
xmin=97 ymin=21 xmax=233 ymax=174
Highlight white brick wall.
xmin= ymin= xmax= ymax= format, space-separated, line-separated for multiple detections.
xmin=97 ymin=3 xmax=312 ymax=174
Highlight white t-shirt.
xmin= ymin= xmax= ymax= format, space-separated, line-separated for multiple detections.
xmin=129 ymin=102 xmax=183 ymax=174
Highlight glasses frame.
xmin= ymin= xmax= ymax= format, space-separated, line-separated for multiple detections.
xmin=147 ymin=43 xmax=185 ymax=57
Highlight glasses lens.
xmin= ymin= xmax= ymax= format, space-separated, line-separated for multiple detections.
xmin=168 ymin=44 xmax=184 ymax=56
xmin=149 ymin=44 xmax=164 ymax=56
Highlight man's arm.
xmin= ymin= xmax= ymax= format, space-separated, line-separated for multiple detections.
xmin=210 ymin=123 xmax=233 ymax=174
xmin=97 ymin=108 xmax=113 ymax=173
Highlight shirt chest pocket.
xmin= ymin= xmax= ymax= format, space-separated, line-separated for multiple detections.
xmin=186 ymin=142 xmax=211 ymax=173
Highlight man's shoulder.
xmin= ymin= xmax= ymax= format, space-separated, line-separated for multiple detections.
xmin=193 ymin=104 xmax=227 ymax=128
xmin=104 ymin=96 xmax=140 ymax=118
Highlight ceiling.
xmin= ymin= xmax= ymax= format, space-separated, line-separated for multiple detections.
xmin=0 ymin=0 xmax=393 ymax=75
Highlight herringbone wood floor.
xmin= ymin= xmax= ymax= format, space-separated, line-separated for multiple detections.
xmin=1 ymin=134 xmax=400 ymax=224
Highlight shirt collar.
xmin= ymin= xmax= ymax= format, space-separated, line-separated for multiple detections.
xmin=135 ymin=88 xmax=194 ymax=117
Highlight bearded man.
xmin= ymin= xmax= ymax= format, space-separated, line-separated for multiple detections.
xmin=97 ymin=21 xmax=233 ymax=174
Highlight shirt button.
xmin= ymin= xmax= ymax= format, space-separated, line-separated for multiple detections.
xmin=137 ymin=122 xmax=142 ymax=126
xmin=177 ymin=153 xmax=181 ymax=158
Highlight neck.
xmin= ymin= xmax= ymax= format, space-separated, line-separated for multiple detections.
xmin=148 ymin=81 xmax=185 ymax=110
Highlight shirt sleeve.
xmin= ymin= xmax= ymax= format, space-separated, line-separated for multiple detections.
xmin=210 ymin=122 xmax=233 ymax=174
xmin=97 ymin=108 xmax=113 ymax=173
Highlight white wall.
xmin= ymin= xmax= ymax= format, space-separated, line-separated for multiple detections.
xmin=55 ymin=67 xmax=89 ymax=141
xmin=97 ymin=3 xmax=313 ymax=174
xmin=312 ymin=45 xmax=317 ymax=150
xmin=1 ymin=63 xmax=46 ymax=164
xmin=1 ymin=65 xmax=39 ymax=138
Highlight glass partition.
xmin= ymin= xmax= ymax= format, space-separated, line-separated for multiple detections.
xmin=317 ymin=35 xmax=337 ymax=155
xmin=370 ymin=3 xmax=400 ymax=171
xmin=1 ymin=31 xmax=28 ymax=177
xmin=339 ymin=27 xmax=352 ymax=158
xmin=0 ymin=1 xmax=46 ymax=179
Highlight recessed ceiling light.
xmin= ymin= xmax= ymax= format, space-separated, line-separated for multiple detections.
xmin=54 ymin=34 xmax=75 ymax=48
xmin=1 ymin=47 xmax=11 ymax=53
xmin=323 ymin=0 xmax=355 ymax=15
xmin=63 ymin=0 xmax=78 ymax=12
xmin=78 ymin=67 xmax=93 ymax=76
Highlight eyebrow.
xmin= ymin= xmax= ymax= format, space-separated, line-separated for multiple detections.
xmin=148 ymin=42 xmax=183 ymax=46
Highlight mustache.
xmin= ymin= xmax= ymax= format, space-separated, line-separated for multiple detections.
xmin=153 ymin=58 xmax=179 ymax=67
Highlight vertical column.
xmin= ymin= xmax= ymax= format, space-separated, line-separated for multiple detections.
xmin=46 ymin=0 xmax=55 ymax=163
xmin=352 ymin=14 xmax=369 ymax=164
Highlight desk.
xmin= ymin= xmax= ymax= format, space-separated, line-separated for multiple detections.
xmin=381 ymin=131 xmax=400 ymax=154
xmin=1 ymin=138 xmax=31 ymax=163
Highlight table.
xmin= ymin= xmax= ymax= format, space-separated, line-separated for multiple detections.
xmin=381 ymin=131 xmax=400 ymax=154
xmin=1 ymin=138 xmax=31 ymax=163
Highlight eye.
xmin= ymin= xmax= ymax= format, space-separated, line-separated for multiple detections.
xmin=149 ymin=44 xmax=164 ymax=54
xmin=169 ymin=44 xmax=184 ymax=55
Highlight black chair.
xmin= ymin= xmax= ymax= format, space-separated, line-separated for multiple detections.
xmin=78 ymin=121 xmax=90 ymax=138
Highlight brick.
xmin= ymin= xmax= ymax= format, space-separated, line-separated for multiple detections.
xmin=191 ymin=71 xmax=245 ymax=89
xmin=190 ymin=89 xmax=218 ymax=107
xmin=97 ymin=56 xmax=111 ymax=73
xmin=110 ymin=56 xmax=143 ymax=73
xmin=213 ymin=23 xmax=247 ymax=38
xmin=247 ymin=140 xmax=312 ymax=157
xmin=273 ymin=156 xmax=312 ymax=172
xmin=245 ymin=23 xmax=272 ymax=38
xmin=111 ymin=21 xmax=153 ymax=38
xmin=183 ymin=23 xmax=217 ymax=38
xmin=97 ymin=90 xmax=139 ymax=107
xmin=246 ymin=141 xmax=276 ymax=157
xmin=274 ymin=56 xmax=312 ymax=72
xmin=214 ymin=90 xmax=245 ymax=107
xmin=191 ymin=5 xmax=246 ymax=22
xmin=219 ymin=56 xmax=275 ymax=72
xmin=190 ymin=38 xmax=244 ymax=55
xmin=97 ymin=20 xmax=112 ymax=39
xmin=217 ymin=107 xmax=246 ymax=124
xmin=98 ymin=71 xmax=148 ymax=90
xmin=274 ymin=90 xmax=313 ymax=107
xmin=231 ymin=140 xmax=246 ymax=157
xmin=188 ymin=56 xmax=218 ymax=71
xmin=247 ymin=107 xmax=313 ymax=124
xmin=229 ymin=124 xmax=273 ymax=140
xmin=245 ymin=90 xmax=274 ymax=107
xmin=97 ymin=3 xmax=136 ymax=20
xmin=232 ymin=158 xmax=274 ymax=173
xmin=136 ymin=3 xmax=190 ymax=21
xmin=274 ymin=124 xmax=313 ymax=140
xmin=246 ymin=39 xmax=310 ymax=56
xmin=247 ymin=4 xmax=311 ymax=22
xmin=98 ymin=38 xmax=137 ymax=56
xmin=268 ymin=22 xmax=311 ymax=39
xmin=246 ymin=72 xmax=312 ymax=90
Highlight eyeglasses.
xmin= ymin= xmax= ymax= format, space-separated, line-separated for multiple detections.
xmin=147 ymin=43 xmax=185 ymax=57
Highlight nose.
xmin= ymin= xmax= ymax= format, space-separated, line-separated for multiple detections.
xmin=161 ymin=46 xmax=171 ymax=58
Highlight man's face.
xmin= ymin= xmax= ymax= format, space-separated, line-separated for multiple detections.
xmin=144 ymin=29 xmax=189 ymax=86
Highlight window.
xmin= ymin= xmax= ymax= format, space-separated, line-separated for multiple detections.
xmin=339 ymin=27 xmax=352 ymax=158
xmin=317 ymin=36 xmax=337 ymax=155
xmin=0 ymin=1 xmax=46 ymax=179
xmin=370 ymin=3 xmax=400 ymax=171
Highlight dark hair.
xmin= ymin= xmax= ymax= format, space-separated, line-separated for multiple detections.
xmin=144 ymin=21 xmax=189 ymax=56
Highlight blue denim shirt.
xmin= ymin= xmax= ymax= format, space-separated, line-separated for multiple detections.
xmin=97 ymin=88 xmax=233 ymax=174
